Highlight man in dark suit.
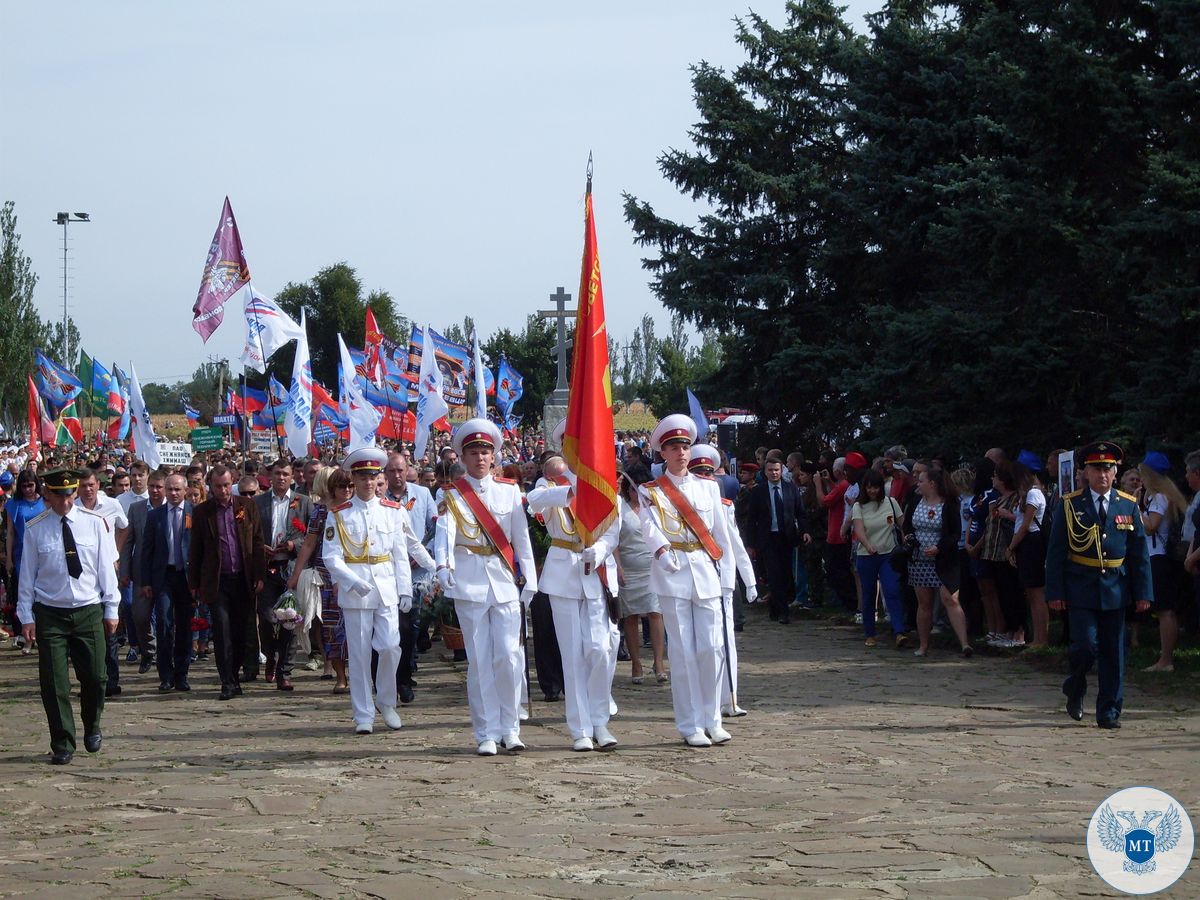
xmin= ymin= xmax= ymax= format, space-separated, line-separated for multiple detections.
xmin=188 ymin=465 xmax=266 ymax=700
xmin=119 ymin=470 xmax=167 ymax=674
xmin=252 ymin=459 xmax=312 ymax=691
xmin=141 ymin=474 xmax=195 ymax=692
xmin=746 ymin=458 xmax=811 ymax=624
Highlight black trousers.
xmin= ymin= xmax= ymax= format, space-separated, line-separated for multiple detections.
xmin=762 ymin=532 xmax=795 ymax=620
xmin=823 ymin=541 xmax=857 ymax=611
xmin=210 ymin=575 xmax=252 ymax=689
xmin=163 ymin=568 xmax=194 ymax=685
xmin=254 ymin=566 xmax=295 ymax=679
xmin=529 ymin=591 xmax=563 ymax=699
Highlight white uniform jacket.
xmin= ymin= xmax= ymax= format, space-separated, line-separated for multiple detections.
xmin=322 ymin=494 xmax=434 ymax=610
xmin=638 ymin=471 xmax=730 ymax=600
xmin=719 ymin=497 xmax=755 ymax=594
xmin=434 ymin=474 xmax=537 ymax=604
xmin=526 ymin=477 xmax=619 ymax=600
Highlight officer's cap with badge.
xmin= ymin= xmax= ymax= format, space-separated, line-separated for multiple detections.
xmin=650 ymin=414 xmax=696 ymax=453
xmin=1079 ymin=441 xmax=1123 ymax=469
xmin=343 ymin=447 xmax=387 ymax=476
xmin=452 ymin=418 xmax=502 ymax=456
xmin=42 ymin=468 xmax=83 ymax=495
xmin=687 ymin=443 xmax=721 ymax=474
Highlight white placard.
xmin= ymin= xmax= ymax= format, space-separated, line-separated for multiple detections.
xmin=157 ymin=442 xmax=195 ymax=467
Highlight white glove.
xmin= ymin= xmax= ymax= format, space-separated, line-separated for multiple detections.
xmin=350 ymin=580 xmax=373 ymax=598
xmin=437 ymin=568 xmax=455 ymax=590
xmin=398 ymin=594 xmax=413 ymax=614
xmin=519 ymin=586 xmax=536 ymax=606
xmin=582 ymin=545 xmax=602 ymax=567
xmin=745 ymin=584 xmax=759 ymax=604
xmin=656 ymin=549 xmax=681 ymax=574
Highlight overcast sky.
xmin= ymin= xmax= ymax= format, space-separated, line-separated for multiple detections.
xmin=4 ymin=1 xmax=878 ymax=385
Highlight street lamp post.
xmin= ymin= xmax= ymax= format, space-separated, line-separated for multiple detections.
xmin=53 ymin=212 xmax=90 ymax=364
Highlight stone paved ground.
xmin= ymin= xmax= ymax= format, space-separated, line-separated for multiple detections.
xmin=0 ymin=611 xmax=1196 ymax=898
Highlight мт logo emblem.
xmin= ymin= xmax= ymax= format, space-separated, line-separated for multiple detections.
xmin=1097 ymin=804 xmax=1183 ymax=875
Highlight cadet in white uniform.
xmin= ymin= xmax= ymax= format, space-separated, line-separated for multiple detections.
xmin=435 ymin=418 xmax=538 ymax=756
xmin=323 ymin=448 xmax=435 ymax=734
xmin=638 ymin=415 xmax=742 ymax=747
xmin=688 ymin=444 xmax=757 ymax=717
xmin=18 ymin=469 xmax=119 ymax=765
xmin=527 ymin=439 xmax=622 ymax=752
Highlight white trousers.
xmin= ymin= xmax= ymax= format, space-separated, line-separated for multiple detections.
xmin=549 ymin=594 xmax=618 ymax=739
xmin=456 ymin=597 xmax=523 ymax=743
xmin=719 ymin=590 xmax=739 ymax=706
xmin=659 ymin=594 xmax=724 ymax=736
xmin=343 ymin=605 xmax=400 ymax=727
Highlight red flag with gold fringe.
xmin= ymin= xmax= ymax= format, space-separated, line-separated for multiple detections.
xmin=561 ymin=162 xmax=617 ymax=545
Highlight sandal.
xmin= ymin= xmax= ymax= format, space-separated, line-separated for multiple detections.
xmin=333 ymin=685 xmax=349 ymax=694
xmin=656 ymin=670 xmax=670 ymax=684
xmin=631 ymin=673 xmax=644 ymax=685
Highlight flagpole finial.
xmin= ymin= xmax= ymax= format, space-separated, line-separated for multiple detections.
xmin=586 ymin=151 xmax=593 ymax=195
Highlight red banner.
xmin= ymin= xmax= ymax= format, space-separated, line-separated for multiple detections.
xmin=562 ymin=182 xmax=617 ymax=545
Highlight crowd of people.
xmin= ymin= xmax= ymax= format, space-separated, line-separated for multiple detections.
xmin=2 ymin=424 xmax=1196 ymax=761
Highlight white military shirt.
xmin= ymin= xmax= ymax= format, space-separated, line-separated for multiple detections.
xmin=322 ymin=493 xmax=434 ymax=610
xmin=17 ymin=506 xmax=119 ymax=623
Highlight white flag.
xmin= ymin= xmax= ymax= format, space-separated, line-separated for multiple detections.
xmin=337 ymin=333 xmax=381 ymax=452
xmin=471 ymin=328 xmax=487 ymax=420
xmin=285 ymin=309 xmax=313 ymax=458
xmin=239 ymin=285 xmax=303 ymax=373
xmin=414 ymin=324 xmax=448 ymax=462
xmin=127 ymin=363 xmax=161 ymax=469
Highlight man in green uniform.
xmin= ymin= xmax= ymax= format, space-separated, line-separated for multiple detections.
xmin=17 ymin=469 xmax=120 ymax=764
xmin=1046 ymin=442 xmax=1152 ymax=729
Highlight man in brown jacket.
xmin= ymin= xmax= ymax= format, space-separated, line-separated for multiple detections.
xmin=188 ymin=465 xmax=266 ymax=700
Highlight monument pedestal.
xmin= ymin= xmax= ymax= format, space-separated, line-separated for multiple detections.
xmin=543 ymin=389 xmax=569 ymax=451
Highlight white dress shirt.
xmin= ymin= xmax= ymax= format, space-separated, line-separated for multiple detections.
xmin=17 ymin=507 xmax=119 ymax=622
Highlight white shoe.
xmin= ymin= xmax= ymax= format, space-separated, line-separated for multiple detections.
xmin=684 ymin=731 xmax=712 ymax=748
xmin=501 ymin=732 xmax=525 ymax=752
xmin=721 ymin=704 xmax=748 ymax=718
xmin=376 ymin=703 xmax=402 ymax=730
xmin=708 ymin=726 xmax=732 ymax=744
xmin=258 ymin=651 xmax=267 ymax=665
xmin=519 ymin=706 xmax=529 ymax=721
xmin=593 ymin=725 xmax=618 ymax=750
xmin=609 ymin=698 xmax=618 ymax=717
xmin=477 ymin=739 xmax=497 ymax=756
xmin=355 ymin=722 xmax=373 ymax=735
xmin=572 ymin=737 xmax=594 ymax=752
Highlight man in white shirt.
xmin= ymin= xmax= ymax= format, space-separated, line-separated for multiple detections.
xmin=19 ymin=468 xmax=119 ymax=765
xmin=384 ymin=452 xmax=436 ymax=704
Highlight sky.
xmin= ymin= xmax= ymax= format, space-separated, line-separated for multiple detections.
xmin=4 ymin=1 xmax=878 ymax=386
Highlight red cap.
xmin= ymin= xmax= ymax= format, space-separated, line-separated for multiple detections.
xmin=844 ymin=451 xmax=869 ymax=470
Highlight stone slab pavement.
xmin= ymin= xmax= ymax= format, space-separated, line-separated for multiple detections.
xmin=0 ymin=611 xmax=1196 ymax=898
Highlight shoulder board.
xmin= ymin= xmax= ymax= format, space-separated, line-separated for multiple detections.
xmin=694 ymin=473 xmax=715 ymax=481
xmin=494 ymin=476 xmax=517 ymax=485
xmin=721 ymin=498 xmax=733 ymax=506
xmin=1063 ymin=490 xmax=1083 ymax=500
xmin=380 ymin=498 xmax=400 ymax=509
xmin=332 ymin=501 xmax=352 ymax=512
xmin=27 ymin=509 xmax=52 ymax=526
xmin=1116 ymin=490 xmax=1138 ymax=503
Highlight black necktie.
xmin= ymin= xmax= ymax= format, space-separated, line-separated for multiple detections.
xmin=62 ymin=517 xmax=83 ymax=579
xmin=773 ymin=485 xmax=785 ymax=531
xmin=1097 ymin=495 xmax=1107 ymax=525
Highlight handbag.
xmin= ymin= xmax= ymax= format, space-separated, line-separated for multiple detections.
xmin=887 ymin=498 xmax=912 ymax=573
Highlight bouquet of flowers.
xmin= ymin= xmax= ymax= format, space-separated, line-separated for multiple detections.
xmin=272 ymin=591 xmax=302 ymax=631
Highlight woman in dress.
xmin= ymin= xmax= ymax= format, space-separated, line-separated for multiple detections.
xmin=288 ymin=467 xmax=353 ymax=693
xmin=4 ymin=470 xmax=44 ymax=652
xmin=904 ymin=467 xmax=972 ymax=658
xmin=614 ymin=472 xmax=668 ymax=684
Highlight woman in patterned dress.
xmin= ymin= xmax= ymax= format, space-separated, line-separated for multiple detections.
xmin=288 ymin=467 xmax=353 ymax=693
xmin=904 ymin=467 xmax=972 ymax=658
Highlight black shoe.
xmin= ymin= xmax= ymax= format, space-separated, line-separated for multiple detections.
xmin=158 ymin=682 xmax=175 ymax=692
xmin=1098 ymin=718 xmax=1121 ymax=730
xmin=232 ymin=684 xmax=243 ymax=696
xmin=242 ymin=673 xmax=258 ymax=682
xmin=138 ymin=657 xmax=153 ymax=674
xmin=416 ymin=632 xmax=433 ymax=652
xmin=50 ymin=750 xmax=73 ymax=765
xmin=84 ymin=731 xmax=102 ymax=753
xmin=1066 ymin=697 xmax=1083 ymax=721
xmin=174 ymin=679 xmax=191 ymax=692
xmin=617 ymin=646 xmax=631 ymax=662
xmin=778 ymin=616 xmax=790 ymax=625
xmin=105 ymin=684 xmax=121 ymax=698
xmin=219 ymin=686 xmax=234 ymax=701
xmin=398 ymin=683 xmax=415 ymax=704
xmin=543 ymin=692 xmax=562 ymax=702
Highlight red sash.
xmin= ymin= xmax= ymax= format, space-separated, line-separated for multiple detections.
xmin=654 ymin=475 xmax=723 ymax=562
xmin=452 ymin=478 xmax=517 ymax=577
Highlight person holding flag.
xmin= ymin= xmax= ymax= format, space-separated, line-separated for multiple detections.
xmin=434 ymin=419 xmax=537 ymax=756
xmin=638 ymin=414 xmax=743 ymax=747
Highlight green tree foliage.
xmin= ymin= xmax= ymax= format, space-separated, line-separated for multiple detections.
xmin=481 ymin=314 xmax=558 ymax=426
xmin=626 ymin=0 xmax=1200 ymax=458
xmin=0 ymin=202 xmax=52 ymax=422
xmin=140 ymin=380 xmax=180 ymax=415
xmin=273 ymin=263 xmax=407 ymax=390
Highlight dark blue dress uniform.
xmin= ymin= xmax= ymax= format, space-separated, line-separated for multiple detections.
xmin=1046 ymin=444 xmax=1152 ymax=728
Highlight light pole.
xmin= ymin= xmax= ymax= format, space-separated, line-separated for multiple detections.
xmin=53 ymin=212 xmax=90 ymax=364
